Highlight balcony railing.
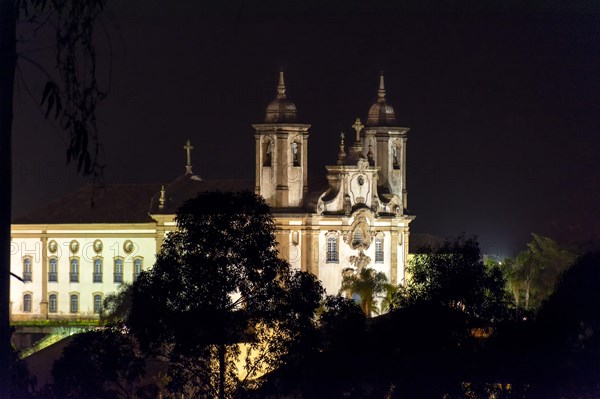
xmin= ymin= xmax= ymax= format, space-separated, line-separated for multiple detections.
xmin=70 ymin=273 xmax=79 ymax=283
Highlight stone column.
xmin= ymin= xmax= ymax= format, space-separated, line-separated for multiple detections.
xmin=302 ymin=134 xmax=309 ymax=198
xmin=254 ymin=134 xmax=261 ymax=194
xmin=301 ymin=229 xmax=319 ymax=276
xmin=390 ymin=230 xmax=399 ymax=285
xmin=275 ymin=134 xmax=289 ymax=207
xmin=402 ymin=137 xmax=408 ymax=209
xmin=40 ymin=234 xmax=48 ymax=319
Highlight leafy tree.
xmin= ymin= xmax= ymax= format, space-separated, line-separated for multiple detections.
xmin=527 ymin=252 xmax=600 ymax=398
xmin=403 ymin=235 xmax=509 ymax=322
xmin=127 ymin=191 xmax=323 ymax=399
xmin=340 ymin=267 xmax=390 ymax=316
xmin=502 ymin=234 xmax=576 ymax=310
xmin=50 ymin=329 xmax=148 ymax=399
xmin=1 ymin=2 xmax=107 ymax=392
xmin=100 ymin=283 xmax=133 ymax=326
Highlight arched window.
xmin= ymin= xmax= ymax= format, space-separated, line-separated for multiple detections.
xmin=133 ymin=258 xmax=143 ymax=281
xmin=48 ymin=257 xmax=58 ymax=282
xmin=114 ymin=258 xmax=123 ymax=283
xmin=326 ymin=236 xmax=339 ymax=263
xmin=392 ymin=143 xmax=400 ymax=170
xmin=93 ymin=294 xmax=102 ymax=314
xmin=93 ymin=258 xmax=103 ymax=283
xmin=23 ymin=294 xmax=32 ymax=312
xmin=291 ymin=141 xmax=300 ymax=167
xmin=263 ymin=139 xmax=273 ymax=166
xmin=23 ymin=257 xmax=32 ymax=282
xmin=375 ymin=238 xmax=384 ymax=263
xmin=70 ymin=294 xmax=79 ymax=313
xmin=70 ymin=258 xmax=79 ymax=283
xmin=49 ymin=294 xmax=57 ymax=313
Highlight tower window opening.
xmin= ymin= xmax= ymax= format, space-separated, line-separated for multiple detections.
xmin=263 ymin=140 xmax=272 ymax=166
xmin=392 ymin=144 xmax=400 ymax=170
xmin=292 ymin=142 xmax=300 ymax=167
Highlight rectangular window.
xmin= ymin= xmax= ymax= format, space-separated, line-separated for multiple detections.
xmin=133 ymin=258 xmax=142 ymax=281
xmin=93 ymin=294 xmax=102 ymax=314
xmin=70 ymin=294 xmax=78 ymax=313
xmin=48 ymin=258 xmax=58 ymax=282
xmin=375 ymin=238 xmax=384 ymax=263
xmin=70 ymin=259 xmax=79 ymax=283
xmin=93 ymin=258 xmax=103 ymax=283
xmin=49 ymin=294 xmax=57 ymax=313
xmin=326 ymin=237 xmax=339 ymax=263
xmin=23 ymin=258 xmax=32 ymax=282
xmin=23 ymin=294 xmax=32 ymax=312
xmin=114 ymin=258 xmax=123 ymax=283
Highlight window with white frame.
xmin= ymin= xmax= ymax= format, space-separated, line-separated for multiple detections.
xmin=114 ymin=258 xmax=123 ymax=283
xmin=93 ymin=258 xmax=103 ymax=283
xmin=375 ymin=237 xmax=384 ymax=263
xmin=48 ymin=257 xmax=58 ymax=282
xmin=70 ymin=258 xmax=79 ymax=283
xmin=93 ymin=294 xmax=102 ymax=314
xmin=49 ymin=294 xmax=57 ymax=313
xmin=326 ymin=236 xmax=339 ymax=263
xmin=133 ymin=258 xmax=143 ymax=281
xmin=23 ymin=293 xmax=32 ymax=312
xmin=23 ymin=257 xmax=32 ymax=282
xmin=70 ymin=294 xmax=79 ymax=313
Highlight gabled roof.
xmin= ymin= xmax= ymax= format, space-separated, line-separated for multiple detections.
xmin=149 ymin=175 xmax=254 ymax=214
xmin=12 ymin=184 xmax=162 ymax=224
xmin=13 ymin=177 xmax=257 ymax=225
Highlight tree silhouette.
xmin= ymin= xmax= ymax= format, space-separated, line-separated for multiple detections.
xmin=1 ymin=2 xmax=107 ymax=393
xmin=405 ymin=235 xmax=509 ymax=322
xmin=127 ymin=191 xmax=323 ymax=399
xmin=50 ymin=329 xmax=147 ymax=399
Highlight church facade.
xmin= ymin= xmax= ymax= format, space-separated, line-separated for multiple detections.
xmin=9 ymin=72 xmax=414 ymax=321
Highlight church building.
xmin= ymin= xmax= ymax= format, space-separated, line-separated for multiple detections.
xmin=9 ymin=72 xmax=414 ymax=320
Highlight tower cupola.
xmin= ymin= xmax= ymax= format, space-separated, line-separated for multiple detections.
xmin=265 ymin=70 xmax=298 ymax=123
xmin=366 ymin=73 xmax=397 ymax=127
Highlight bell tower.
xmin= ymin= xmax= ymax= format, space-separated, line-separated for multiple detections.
xmin=362 ymin=73 xmax=409 ymax=210
xmin=253 ymin=71 xmax=311 ymax=207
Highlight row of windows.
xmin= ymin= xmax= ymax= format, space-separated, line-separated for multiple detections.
xmin=326 ymin=237 xmax=384 ymax=263
xmin=22 ymin=293 xmax=103 ymax=314
xmin=22 ymin=257 xmax=143 ymax=283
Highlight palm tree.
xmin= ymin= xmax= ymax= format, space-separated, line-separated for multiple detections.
xmin=340 ymin=268 xmax=389 ymax=317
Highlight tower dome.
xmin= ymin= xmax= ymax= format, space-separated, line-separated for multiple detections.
xmin=366 ymin=73 xmax=397 ymax=127
xmin=265 ymin=70 xmax=298 ymax=123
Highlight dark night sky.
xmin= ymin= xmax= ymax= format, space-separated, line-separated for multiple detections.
xmin=11 ymin=0 xmax=600 ymax=257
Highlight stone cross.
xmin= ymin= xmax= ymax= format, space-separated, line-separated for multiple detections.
xmin=352 ymin=118 xmax=364 ymax=142
xmin=184 ymin=140 xmax=194 ymax=175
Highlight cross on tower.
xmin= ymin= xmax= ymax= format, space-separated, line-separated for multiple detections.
xmin=184 ymin=140 xmax=194 ymax=175
xmin=352 ymin=118 xmax=364 ymax=142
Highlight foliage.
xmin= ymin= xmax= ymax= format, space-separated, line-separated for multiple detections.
xmin=9 ymin=345 xmax=36 ymax=399
xmin=340 ymin=267 xmax=390 ymax=316
xmin=501 ymin=234 xmax=576 ymax=310
xmin=526 ymin=251 xmax=600 ymax=397
xmin=50 ymin=329 xmax=148 ymax=399
xmin=100 ymin=283 xmax=133 ymax=326
xmin=127 ymin=191 xmax=323 ymax=399
xmin=403 ymin=235 xmax=510 ymax=322
xmin=17 ymin=0 xmax=108 ymax=178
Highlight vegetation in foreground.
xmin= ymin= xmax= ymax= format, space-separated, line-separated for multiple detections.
xmin=9 ymin=193 xmax=599 ymax=399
